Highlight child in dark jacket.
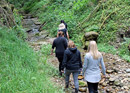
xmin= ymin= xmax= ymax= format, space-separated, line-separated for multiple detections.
xmin=61 ymin=41 xmax=82 ymax=93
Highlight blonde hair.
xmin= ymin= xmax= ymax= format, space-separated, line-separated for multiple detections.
xmin=88 ymin=41 xmax=101 ymax=59
xmin=59 ymin=23 xmax=65 ymax=30
xmin=68 ymin=40 xmax=75 ymax=48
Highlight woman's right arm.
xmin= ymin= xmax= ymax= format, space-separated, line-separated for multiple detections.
xmin=51 ymin=40 xmax=55 ymax=55
xmin=100 ymin=56 xmax=106 ymax=75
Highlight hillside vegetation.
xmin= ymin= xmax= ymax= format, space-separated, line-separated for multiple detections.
xmin=20 ymin=0 xmax=130 ymax=61
xmin=19 ymin=0 xmax=130 ymax=42
xmin=0 ymin=28 xmax=63 ymax=92
xmin=0 ymin=0 xmax=129 ymax=92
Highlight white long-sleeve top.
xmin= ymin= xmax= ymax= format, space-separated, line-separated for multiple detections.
xmin=82 ymin=53 xmax=106 ymax=83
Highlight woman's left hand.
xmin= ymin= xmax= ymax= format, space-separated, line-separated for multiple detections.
xmin=61 ymin=70 xmax=64 ymax=73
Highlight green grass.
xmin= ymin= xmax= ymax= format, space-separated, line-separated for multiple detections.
xmin=98 ymin=43 xmax=130 ymax=62
xmin=0 ymin=27 xmax=64 ymax=93
xmin=98 ymin=43 xmax=117 ymax=54
xmin=118 ymin=38 xmax=130 ymax=62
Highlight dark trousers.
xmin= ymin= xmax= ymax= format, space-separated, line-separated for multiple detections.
xmin=57 ymin=56 xmax=63 ymax=72
xmin=87 ymin=82 xmax=98 ymax=93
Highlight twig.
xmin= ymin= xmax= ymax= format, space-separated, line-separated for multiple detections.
xmin=38 ymin=22 xmax=47 ymax=31
xmin=0 ymin=6 xmax=10 ymax=27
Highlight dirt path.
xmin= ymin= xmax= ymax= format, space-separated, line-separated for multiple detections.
xmin=47 ymin=47 xmax=130 ymax=93
xmin=23 ymin=16 xmax=130 ymax=93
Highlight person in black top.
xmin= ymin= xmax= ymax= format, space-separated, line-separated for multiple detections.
xmin=61 ymin=41 xmax=82 ymax=93
xmin=57 ymin=20 xmax=69 ymax=41
xmin=51 ymin=31 xmax=68 ymax=76
xmin=61 ymin=20 xmax=67 ymax=29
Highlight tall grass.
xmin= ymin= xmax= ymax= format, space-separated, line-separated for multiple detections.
xmin=0 ymin=27 xmax=63 ymax=93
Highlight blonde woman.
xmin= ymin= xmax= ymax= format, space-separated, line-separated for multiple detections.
xmin=82 ymin=41 xmax=106 ymax=93
xmin=61 ymin=41 xmax=82 ymax=93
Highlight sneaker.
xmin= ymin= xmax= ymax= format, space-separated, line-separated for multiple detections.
xmin=75 ymin=88 xmax=78 ymax=93
xmin=59 ymin=72 xmax=62 ymax=76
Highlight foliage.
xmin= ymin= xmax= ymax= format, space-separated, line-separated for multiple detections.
xmin=98 ymin=43 xmax=117 ymax=54
xmin=0 ymin=27 xmax=63 ymax=92
xmin=16 ymin=0 xmax=129 ymax=45
xmin=40 ymin=44 xmax=52 ymax=64
xmin=6 ymin=0 xmax=130 ymax=63
xmin=118 ymin=38 xmax=130 ymax=62
xmin=41 ymin=44 xmax=52 ymax=56
xmin=12 ymin=9 xmax=27 ymax=40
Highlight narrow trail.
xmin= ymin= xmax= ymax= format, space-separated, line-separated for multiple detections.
xmin=23 ymin=15 xmax=130 ymax=93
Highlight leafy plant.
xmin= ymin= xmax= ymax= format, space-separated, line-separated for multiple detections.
xmin=98 ymin=43 xmax=117 ymax=54
xmin=0 ymin=27 xmax=63 ymax=92
xmin=118 ymin=38 xmax=130 ymax=62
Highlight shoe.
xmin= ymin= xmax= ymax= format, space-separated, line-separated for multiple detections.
xmin=75 ymin=88 xmax=78 ymax=93
xmin=65 ymin=84 xmax=69 ymax=88
xmin=59 ymin=72 xmax=62 ymax=76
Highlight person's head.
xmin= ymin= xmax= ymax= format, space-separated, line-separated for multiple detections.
xmin=59 ymin=23 xmax=65 ymax=30
xmin=60 ymin=20 xmax=65 ymax=23
xmin=58 ymin=31 xmax=64 ymax=37
xmin=88 ymin=40 xmax=101 ymax=59
xmin=68 ymin=40 xmax=76 ymax=48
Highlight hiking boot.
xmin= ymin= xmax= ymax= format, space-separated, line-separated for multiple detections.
xmin=65 ymin=84 xmax=69 ymax=88
xmin=59 ymin=72 xmax=62 ymax=76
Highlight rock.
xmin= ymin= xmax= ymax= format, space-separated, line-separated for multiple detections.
xmin=126 ymin=69 xmax=130 ymax=73
xmin=109 ymin=77 xmax=116 ymax=82
xmin=84 ymin=31 xmax=99 ymax=41
xmin=82 ymin=31 xmax=99 ymax=49
xmin=79 ymin=80 xmax=87 ymax=87
xmin=123 ymin=86 xmax=129 ymax=90
xmin=31 ymin=18 xmax=41 ymax=25
xmin=83 ymin=41 xmax=89 ymax=49
xmin=107 ymin=70 xmax=114 ymax=73
xmin=128 ymin=85 xmax=130 ymax=89
xmin=106 ymin=87 xmax=113 ymax=93
xmin=114 ymin=79 xmax=120 ymax=86
xmin=102 ymin=82 xmax=107 ymax=87
xmin=113 ymin=68 xmax=118 ymax=73
xmin=79 ymin=87 xmax=87 ymax=92
xmin=78 ymin=75 xmax=84 ymax=80
xmin=119 ymin=82 xmax=124 ymax=87
xmin=128 ymin=73 xmax=130 ymax=78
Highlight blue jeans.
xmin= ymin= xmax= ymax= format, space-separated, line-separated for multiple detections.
xmin=65 ymin=69 xmax=79 ymax=90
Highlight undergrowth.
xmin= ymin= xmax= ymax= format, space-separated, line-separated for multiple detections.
xmin=0 ymin=27 xmax=63 ymax=93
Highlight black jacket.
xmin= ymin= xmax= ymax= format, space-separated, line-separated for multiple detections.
xmin=58 ymin=28 xmax=67 ymax=39
xmin=52 ymin=36 xmax=67 ymax=57
xmin=61 ymin=47 xmax=82 ymax=70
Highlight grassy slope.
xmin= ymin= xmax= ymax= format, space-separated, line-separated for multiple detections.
xmin=0 ymin=27 xmax=63 ymax=93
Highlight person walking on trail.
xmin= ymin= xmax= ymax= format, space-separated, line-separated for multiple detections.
xmin=61 ymin=41 xmax=82 ymax=93
xmin=51 ymin=31 xmax=68 ymax=76
xmin=57 ymin=20 xmax=69 ymax=41
xmin=61 ymin=20 xmax=67 ymax=29
xmin=82 ymin=41 xmax=106 ymax=93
